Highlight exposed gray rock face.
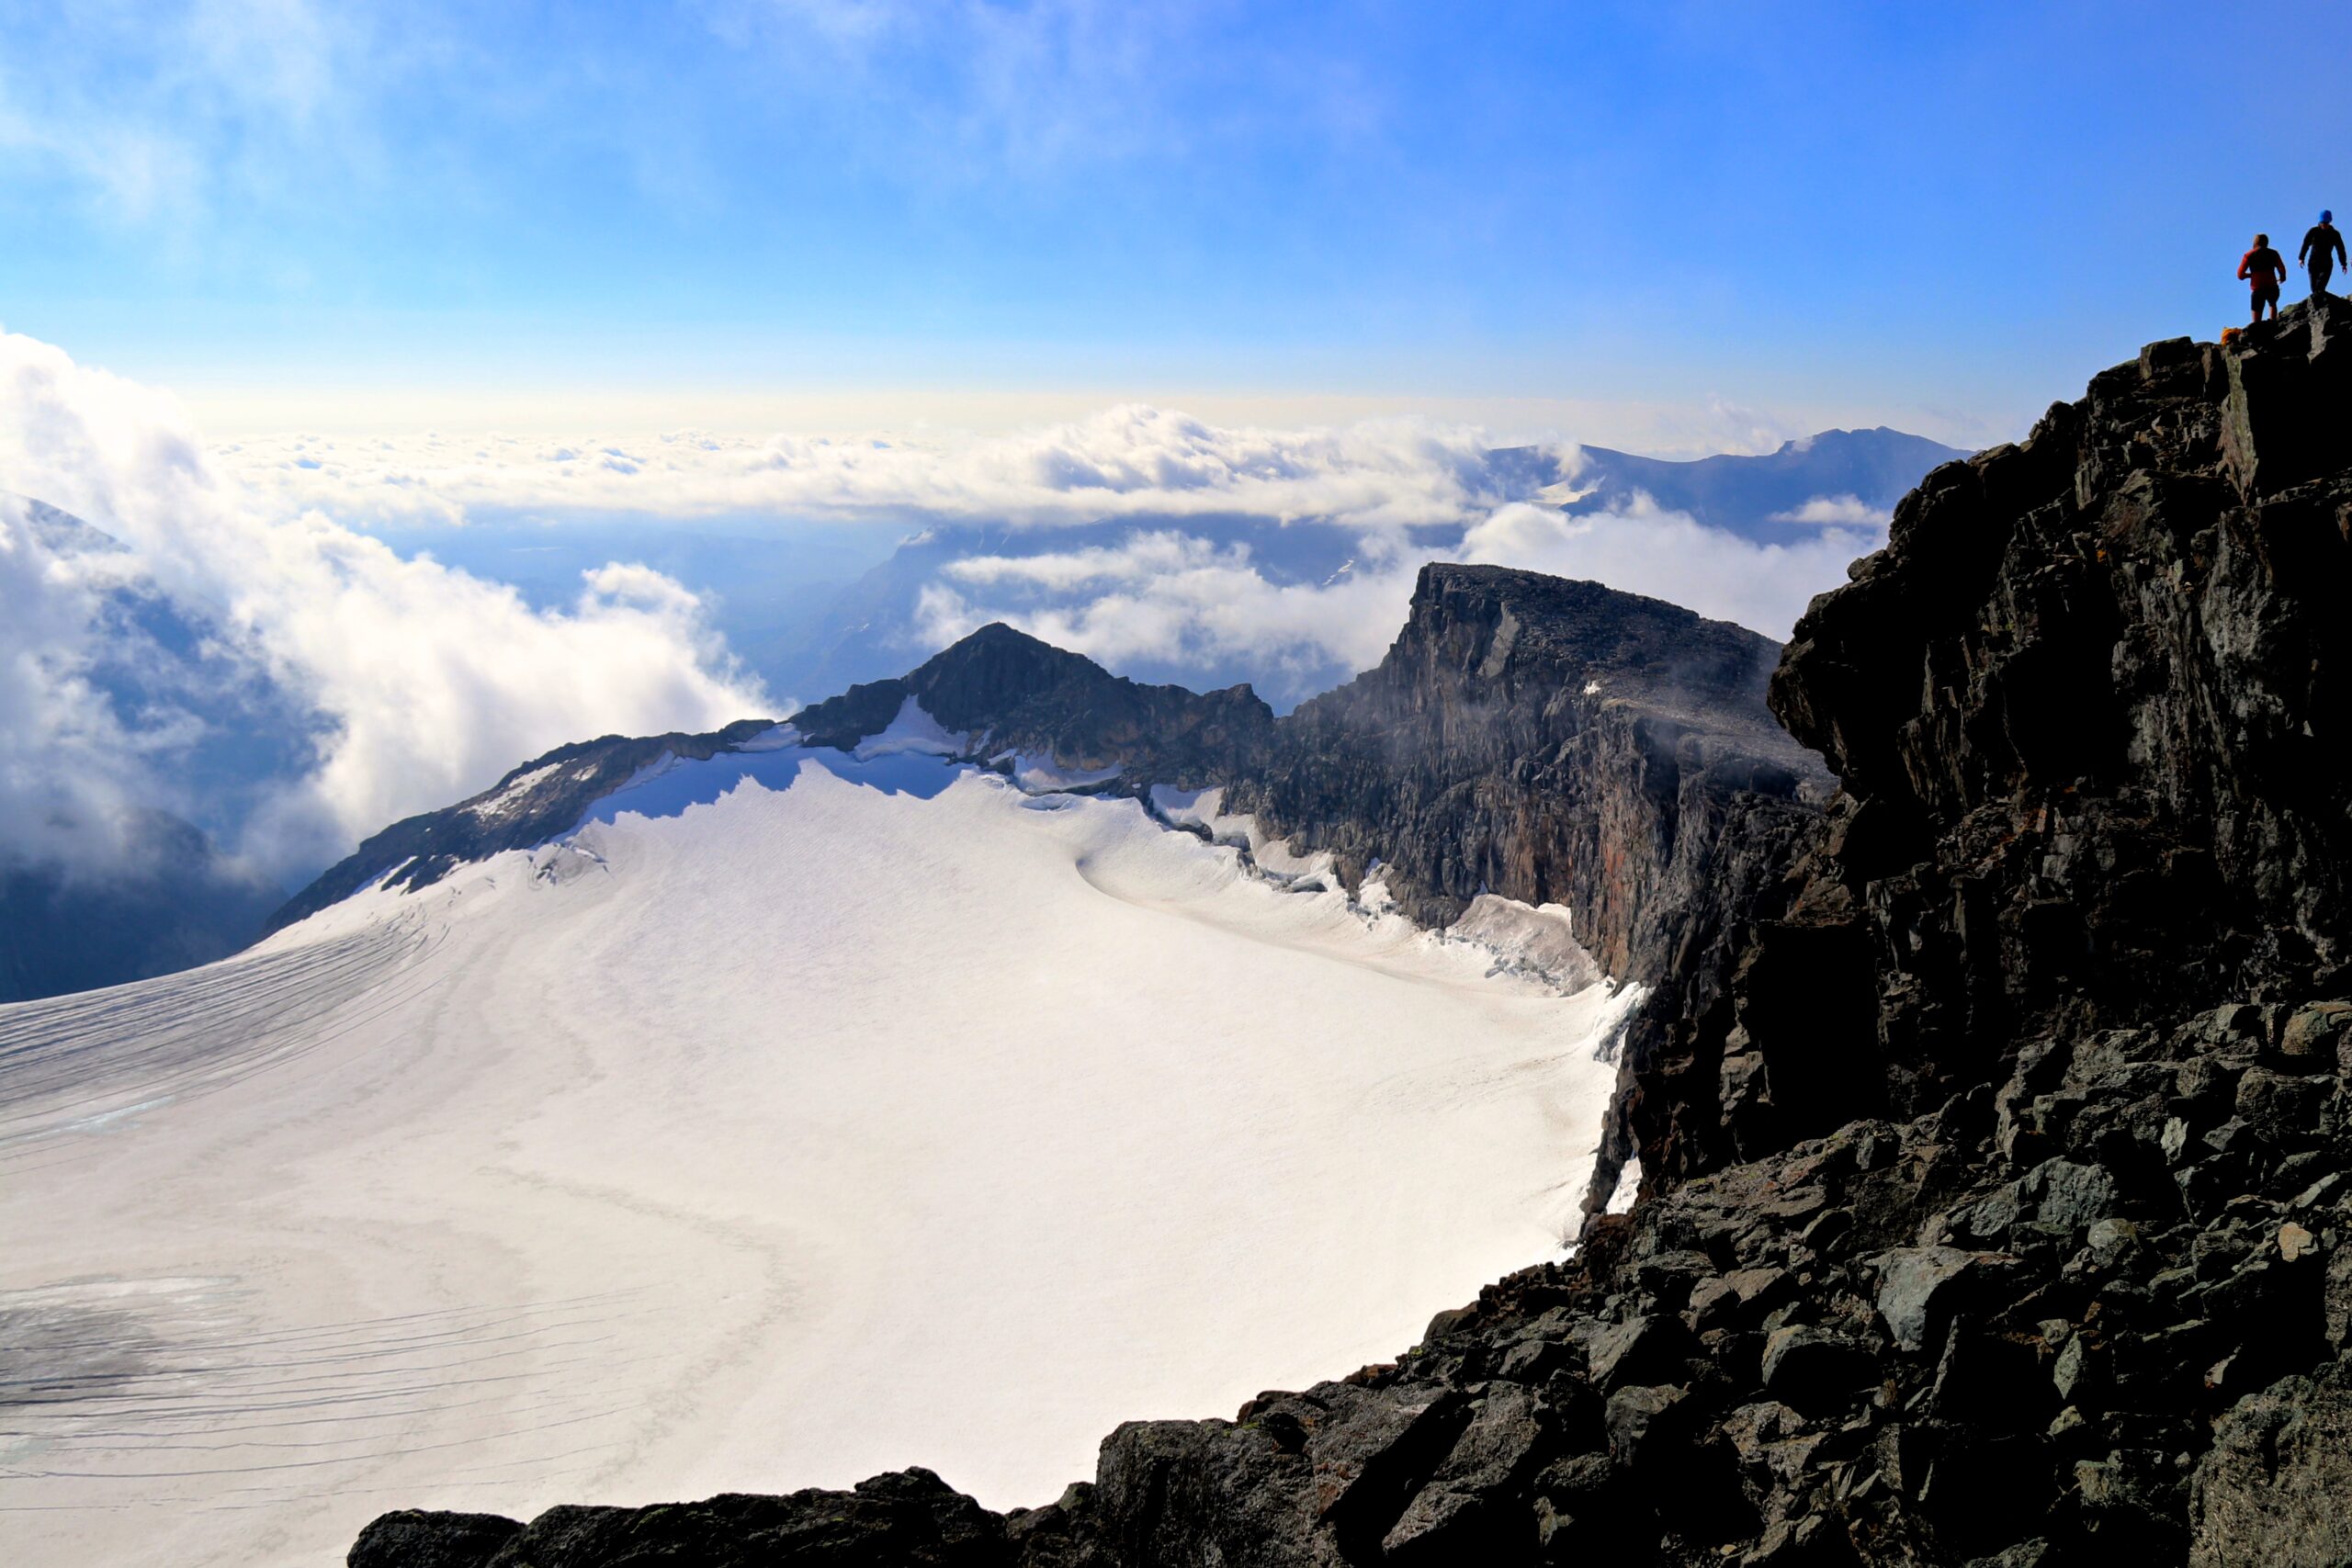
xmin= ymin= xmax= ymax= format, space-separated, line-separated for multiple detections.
xmin=780 ymin=569 xmax=1823 ymax=988
xmin=1607 ymin=296 xmax=2352 ymax=1213
xmin=1222 ymin=564 xmax=1829 ymax=977
xmin=354 ymin=301 xmax=2352 ymax=1564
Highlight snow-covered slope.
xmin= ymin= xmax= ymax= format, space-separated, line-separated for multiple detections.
xmin=0 ymin=719 xmax=1634 ymax=1568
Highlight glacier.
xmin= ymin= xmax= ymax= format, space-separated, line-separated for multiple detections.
xmin=0 ymin=727 xmax=1635 ymax=1568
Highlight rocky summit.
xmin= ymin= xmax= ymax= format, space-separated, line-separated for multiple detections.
xmin=353 ymin=297 xmax=2352 ymax=1565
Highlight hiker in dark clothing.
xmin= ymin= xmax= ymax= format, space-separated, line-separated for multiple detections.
xmin=2301 ymin=211 xmax=2346 ymax=297
xmin=2241 ymin=233 xmax=2288 ymax=322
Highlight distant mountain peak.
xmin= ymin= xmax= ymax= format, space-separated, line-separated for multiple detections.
xmin=1559 ymin=425 xmax=1971 ymax=542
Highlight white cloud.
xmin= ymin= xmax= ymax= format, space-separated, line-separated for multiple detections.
xmin=916 ymin=533 xmax=1419 ymax=687
xmin=910 ymin=500 xmax=1879 ymax=698
xmin=208 ymin=400 xmax=1880 ymax=708
xmin=0 ymin=330 xmax=766 ymax=881
xmin=1768 ymin=493 xmax=1891 ymax=526
xmin=0 ymin=0 xmax=360 ymax=230
xmin=940 ymin=530 xmax=1244 ymax=591
xmin=213 ymin=405 xmax=1524 ymax=534
xmin=0 ymin=506 xmax=154 ymax=871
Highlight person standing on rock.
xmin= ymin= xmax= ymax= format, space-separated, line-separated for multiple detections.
xmin=2240 ymin=233 xmax=2288 ymax=322
xmin=2301 ymin=211 xmax=2346 ymax=297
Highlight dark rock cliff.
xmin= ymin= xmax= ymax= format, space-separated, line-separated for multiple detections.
xmin=782 ymin=576 xmax=1820 ymax=986
xmin=1225 ymin=564 xmax=1826 ymax=978
xmin=1601 ymin=299 xmax=2352 ymax=1215
xmin=353 ymin=299 xmax=2352 ymax=1566
xmin=986 ymin=300 xmax=2351 ymax=1567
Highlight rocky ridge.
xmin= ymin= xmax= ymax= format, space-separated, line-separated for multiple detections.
xmin=264 ymin=719 xmax=781 ymax=933
xmin=355 ymin=299 xmax=2352 ymax=1565
xmin=279 ymin=570 xmax=1812 ymax=1002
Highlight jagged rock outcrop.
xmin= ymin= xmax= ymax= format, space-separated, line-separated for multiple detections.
xmin=694 ymin=573 xmax=1821 ymax=985
xmin=354 ymin=300 xmax=2352 ymax=1566
xmin=1223 ymin=564 xmax=1829 ymax=977
xmin=1607 ymin=298 xmax=2352 ymax=1211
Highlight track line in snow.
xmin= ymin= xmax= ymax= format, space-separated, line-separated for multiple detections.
xmin=0 ymin=920 xmax=444 ymax=1168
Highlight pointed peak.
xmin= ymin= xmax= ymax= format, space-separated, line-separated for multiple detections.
xmin=910 ymin=621 xmax=1114 ymax=694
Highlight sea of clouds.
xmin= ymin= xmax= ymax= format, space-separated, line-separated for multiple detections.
xmin=217 ymin=407 xmax=1881 ymax=695
xmin=4 ymin=327 xmax=1880 ymax=894
xmin=2 ymin=330 xmax=763 ymax=886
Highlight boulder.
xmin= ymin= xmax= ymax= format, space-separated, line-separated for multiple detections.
xmin=1575 ymin=1313 xmax=1699 ymax=1392
xmin=1871 ymin=1247 xmax=2007 ymax=1355
xmin=1379 ymin=1387 xmax=1546 ymax=1562
xmin=1604 ymin=1382 xmax=1692 ymax=1472
xmin=347 ymin=1512 xmax=521 ymax=1568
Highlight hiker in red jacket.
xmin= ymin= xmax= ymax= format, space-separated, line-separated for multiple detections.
xmin=2301 ymin=211 xmax=2346 ymax=297
xmin=2240 ymin=233 xmax=2288 ymax=323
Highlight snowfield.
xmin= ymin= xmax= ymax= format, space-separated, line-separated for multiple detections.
xmin=0 ymin=726 xmax=1636 ymax=1567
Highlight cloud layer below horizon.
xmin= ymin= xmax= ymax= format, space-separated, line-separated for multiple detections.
xmin=5 ymin=327 xmax=1881 ymax=897
xmin=2 ymin=330 xmax=767 ymax=886
xmin=211 ymin=410 xmax=1879 ymax=695
xmin=213 ymin=408 xmax=1525 ymax=533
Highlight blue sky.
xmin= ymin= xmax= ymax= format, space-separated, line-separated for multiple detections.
xmin=2 ymin=1 xmax=2346 ymax=444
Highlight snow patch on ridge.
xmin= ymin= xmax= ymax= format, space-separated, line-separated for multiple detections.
xmin=732 ymin=722 xmax=803 ymax=752
xmin=1445 ymin=895 xmax=1605 ymax=995
xmin=853 ymin=696 xmax=970 ymax=761
xmin=1150 ymin=786 xmax=1616 ymax=1000
xmin=1607 ymin=1155 xmax=1644 ymax=1214
xmin=464 ymin=761 xmax=561 ymax=819
xmin=994 ymin=750 xmax=1124 ymax=795
xmin=1147 ymin=783 xmax=1337 ymax=888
